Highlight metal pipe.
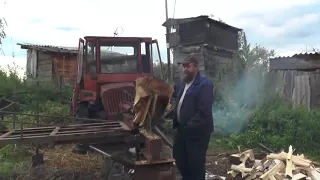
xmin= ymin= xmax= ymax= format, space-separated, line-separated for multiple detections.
xmin=153 ymin=125 xmax=173 ymax=148
xmin=89 ymin=145 xmax=111 ymax=157
xmin=89 ymin=145 xmax=136 ymax=168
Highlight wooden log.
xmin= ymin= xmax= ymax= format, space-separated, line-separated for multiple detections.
xmin=244 ymin=171 xmax=263 ymax=180
xmin=274 ymin=173 xmax=285 ymax=180
xmin=286 ymin=145 xmax=294 ymax=177
xmin=229 ymin=154 xmax=242 ymax=165
xmin=229 ymin=149 xmax=255 ymax=167
xmin=239 ymin=149 xmax=255 ymax=164
xmin=230 ymin=164 xmax=253 ymax=173
xmin=227 ymin=170 xmax=239 ymax=178
xmin=260 ymin=160 xmax=285 ymax=180
xmin=267 ymin=151 xmax=312 ymax=167
xmin=307 ymin=168 xmax=320 ymax=180
xmin=292 ymin=173 xmax=307 ymax=180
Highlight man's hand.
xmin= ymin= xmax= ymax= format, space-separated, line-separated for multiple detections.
xmin=164 ymin=98 xmax=176 ymax=119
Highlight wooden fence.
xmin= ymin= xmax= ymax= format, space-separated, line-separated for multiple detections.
xmin=269 ymin=53 xmax=320 ymax=110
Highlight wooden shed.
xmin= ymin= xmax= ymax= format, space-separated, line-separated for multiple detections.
xmin=269 ymin=52 xmax=320 ymax=110
xmin=17 ymin=43 xmax=78 ymax=86
xmin=162 ymin=15 xmax=242 ymax=83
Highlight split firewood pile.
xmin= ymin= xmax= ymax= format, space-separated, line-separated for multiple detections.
xmin=227 ymin=146 xmax=320 ymax=180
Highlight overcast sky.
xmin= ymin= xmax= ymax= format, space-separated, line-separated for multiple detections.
xmin=0 ymin=0 xmax=320 ymax=73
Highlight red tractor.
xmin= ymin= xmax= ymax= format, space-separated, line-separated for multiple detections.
xmin=71 ymin=36 xmax=162 ymax=121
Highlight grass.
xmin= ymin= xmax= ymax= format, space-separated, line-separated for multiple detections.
xmin=0 ymin=145 xmax=31 ymax=176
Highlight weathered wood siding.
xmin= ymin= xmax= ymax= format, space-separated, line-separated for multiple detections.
xmin=54 ymin=54 xmax=77 ymax=83
xmin=202 ymin=46 xmax=234 ymax=82
xmin=26 ymin=49 xmax=37 ymax=78
xmin=269 ymin=53 xmax=320 ymax=109
xmin=206 ymin=22 xmax=239 ymax=51
xmin=172 ymin=45 xmax=234 ymax=83
xmin=169 ymin=19 xmax=240 ymax=51
xmin=178 ymin=20 xmax=208 ymax=45
xmin=269 ymin=69 xmax=320 ymax=110
xmin=26 ymin=50 xmax=78 ymax=85
xmin=172 ymin=45 xmax=205 ymax=83
xmin=37 ymin=51 xmax=53 ymax=81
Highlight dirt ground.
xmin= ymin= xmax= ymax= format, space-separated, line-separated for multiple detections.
xmin=206 ymin=148 xmax=237 ymax=177
xmin=0 ymin=145 xmax=236 ymax=180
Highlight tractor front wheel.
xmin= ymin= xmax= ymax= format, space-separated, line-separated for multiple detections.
xmin=73 ymin=102 xmax=90 ymax=154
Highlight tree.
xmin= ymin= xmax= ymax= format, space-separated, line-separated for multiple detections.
xmin=0 ymin=0 xmax=7 ymax=53
xmin=0 ymin=18 xmax=7 ymax=55
xmin=236 ymin=31 xmax=276 ymax=107
xmin=239 ymin=31 xmax=275 ymax=74
xmin=0 ymin=18 xmax=6 ymax=43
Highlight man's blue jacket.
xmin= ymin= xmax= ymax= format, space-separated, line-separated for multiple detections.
xmin=171 ymin=72 xmax=214 ymax=135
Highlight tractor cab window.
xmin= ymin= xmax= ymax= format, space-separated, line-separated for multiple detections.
xmin=141 ymin=42 xmax=151 ymax=73
xmin=100 ymin=45 xmax=137 ymax=73
xmin=87 ymin=42 xmax=97 ymax=73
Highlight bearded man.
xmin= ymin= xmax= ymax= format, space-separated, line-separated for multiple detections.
xmin=171 ymin=53 xmax=214 ymax=180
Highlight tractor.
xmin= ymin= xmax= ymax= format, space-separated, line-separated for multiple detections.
xmin=68 ymin=36 xmax=177 ymax=179
xmin=71 ymin=36 xmax=162 ymax=121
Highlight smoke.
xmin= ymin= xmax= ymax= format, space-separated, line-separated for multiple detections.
xmin=212 ymin=69 xmax=267 ymax=135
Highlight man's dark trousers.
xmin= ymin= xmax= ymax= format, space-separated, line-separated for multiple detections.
xmin=173 ymin=126 xmax=211 ymax=180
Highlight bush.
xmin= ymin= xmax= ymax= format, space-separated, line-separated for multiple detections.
xmin=213 ymin=94 xmax=320 ymax=160
xmin=0 ymin=65 xmax=73 ymax=175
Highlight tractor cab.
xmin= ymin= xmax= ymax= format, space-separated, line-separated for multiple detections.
xmin=72 ymin=36 xmax=162 ymax=120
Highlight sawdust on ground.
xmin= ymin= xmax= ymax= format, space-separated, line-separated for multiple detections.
xmin=6 ymin=144 xmax=235 ymax=180
xmin=13 ymin=144 xmax=104 ymax=180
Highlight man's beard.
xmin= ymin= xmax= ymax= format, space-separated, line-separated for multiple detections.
xmin=183 ymin=71 xmax=194 ymax=83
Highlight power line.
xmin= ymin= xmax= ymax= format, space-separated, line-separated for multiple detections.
xmin=172 ymin=0 xmax=177 ymax=18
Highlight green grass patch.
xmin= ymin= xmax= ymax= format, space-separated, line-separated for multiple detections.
xmin=0 ymin=145 xmax=31 ymax=175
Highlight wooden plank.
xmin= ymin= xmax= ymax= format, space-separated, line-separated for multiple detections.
xmin=284 ymin=71 xmax=295 ymax=100
xmin=31 ymin=49 xmax=37 ymax=77
xmin=270 ymin=57 xmax=320 ymax=70
xmin=38 ymin=60 xmax=52 ymax=65
xmin=49 ymin=126 xmax=60 ymax=136
xmin=0 ymin=130 xmax=14 ymax=139
xmin=38 ymin=62 xmax=52 ymax=68
xmin=310 ymin=73 xmax=320 ymax=108
xmin=37 ymin=71 xmax=52 ymax=77
xmin=26 ymin=49 xmax=32 ymax=76
xmin=292 ymin=75 xmax=311 ymax=109
xmin=275 ymin=70 xmax=285 ymax=93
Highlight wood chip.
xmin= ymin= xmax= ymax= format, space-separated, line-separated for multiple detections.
xmin=292 ymin=173 xmax=307 ymax=180
xmin=227 ymin=145 xmax=319 ymax=180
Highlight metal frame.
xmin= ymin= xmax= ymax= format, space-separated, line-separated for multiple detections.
xmin=0 ymin=111 xmax=132 ymax=146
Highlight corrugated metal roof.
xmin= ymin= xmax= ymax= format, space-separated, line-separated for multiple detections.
xmin=271 ymin=52 xmax=320 ymax=60
xmin=17 ymin=43 xmax=78 ymax=54
xmin=17 ymin=43 xmax=127 ymax=56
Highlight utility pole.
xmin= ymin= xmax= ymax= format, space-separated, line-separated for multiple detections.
xmin=165 ymin=0 xmax=171 ymax=81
